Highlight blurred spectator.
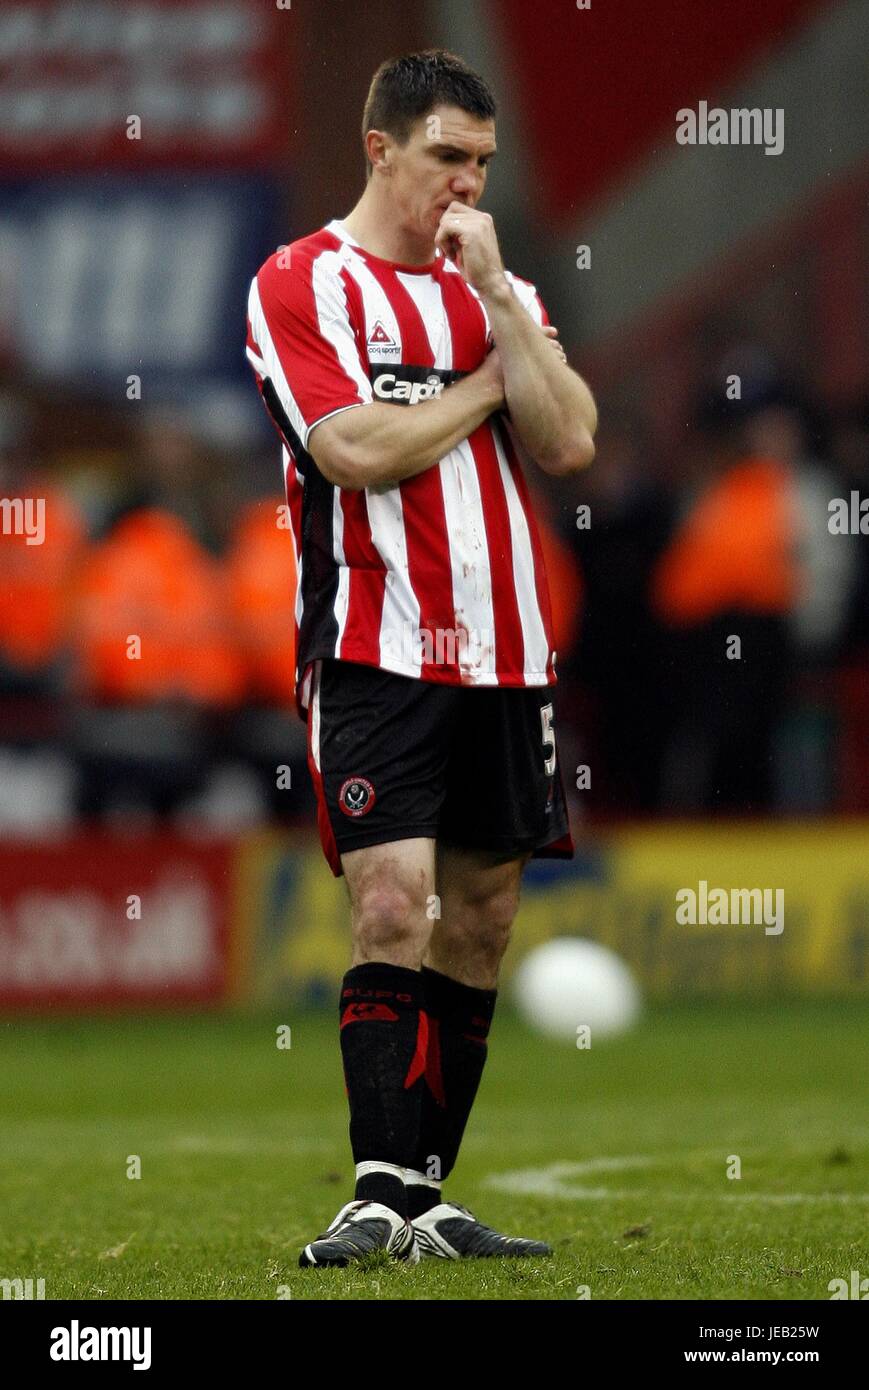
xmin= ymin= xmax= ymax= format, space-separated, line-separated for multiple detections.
xmin=651 ymin=389 xmax=799 ymax=814
xmin=102 ymin=406 xmax=241 ymax=552
xmin=68 ymin=507 xmax=244 ymax=822
xmin=742 ymin=390 xmax=854 ymax=666
xmin=72 ymin=507 xmax=243 ymax=706
xmin=0 ymin=481 xmax=87 ymax=693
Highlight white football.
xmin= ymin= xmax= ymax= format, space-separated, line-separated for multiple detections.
xmin=512 ymin=937 xmax=641 ymax=1041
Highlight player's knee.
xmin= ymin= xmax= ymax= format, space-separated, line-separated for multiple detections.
xmin=465 ymin=886 xmax=520 ymax=957
xmin=352 ymin=884 xmax=429 ymax=956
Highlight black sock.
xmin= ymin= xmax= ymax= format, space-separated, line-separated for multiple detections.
xmin=339 ymin=962 xmax=427 ymax=1218
xmin=407 ymin=966 xmax=497 ymax=1217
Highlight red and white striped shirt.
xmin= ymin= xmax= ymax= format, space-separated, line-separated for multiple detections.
xmin=246 ymin=218 xmax=557 ymax=716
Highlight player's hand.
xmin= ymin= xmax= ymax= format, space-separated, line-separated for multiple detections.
xmin=435 ymin=201 xmax=506 ymax=298
xmin=474 ymin=342 xmax=505 ymax=409
xmin=543 ymin=324 xmax=567 ymax=363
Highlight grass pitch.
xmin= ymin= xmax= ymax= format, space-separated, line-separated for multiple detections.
xmin=1 ymin=999 xmax=866 ymax=1300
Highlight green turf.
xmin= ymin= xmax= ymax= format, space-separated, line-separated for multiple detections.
xmin=0 ymin=1000 xmax=866 ymax=1300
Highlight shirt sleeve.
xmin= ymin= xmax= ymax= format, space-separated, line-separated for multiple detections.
xmin=504 ymin=271 xmax=551 ymax=329
xmin=247 ymin=250 xmax=373 ymax=453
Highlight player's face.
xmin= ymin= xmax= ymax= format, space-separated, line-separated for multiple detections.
xmin=389 ymin=104 xmax=497 ymax=243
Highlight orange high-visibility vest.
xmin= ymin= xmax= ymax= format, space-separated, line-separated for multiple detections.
xmin=227 ymin=498 xmax=298 ymax=705
xmin=0 ymin=484 xmax=87 ymax=670
xmin=73 ymin=508 xmax=244 ymax=704
xmin=652 ymin=457 xmax=797 ymax=626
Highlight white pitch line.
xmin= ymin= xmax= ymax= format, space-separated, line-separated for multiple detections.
xmin=483 ymin=1156 xmax=656 ymax=1200
xmin=482 ymin=1157 xmax=869 ymax=1203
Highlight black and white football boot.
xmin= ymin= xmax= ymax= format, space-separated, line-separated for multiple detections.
xmin=412 ymin=1201 xmax=552 ymax=1259
xmin=299 ymin=1199 xmax=419 ymax=1268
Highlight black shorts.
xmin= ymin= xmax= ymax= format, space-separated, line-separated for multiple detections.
xmin=305 ymin=658 xmax=574 ymax=877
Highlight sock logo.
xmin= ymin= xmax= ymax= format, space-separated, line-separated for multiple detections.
xmin=338 ymin=777 xmax=376 ymax=817
xmin=342 ymin=988 xmax=412 ymax=1002
xmin=340 ymin=1002 xmax=399 ymax=1028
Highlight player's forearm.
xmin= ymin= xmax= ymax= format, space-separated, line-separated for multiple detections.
xmin=483 ymin=283 xmax=597 ymax=475
xmin=310 ymin=369 xmax=503 ymax=491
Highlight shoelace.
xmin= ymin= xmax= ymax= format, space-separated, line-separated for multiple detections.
xmin=332 ymin=1208 xmax=395 ymax=1241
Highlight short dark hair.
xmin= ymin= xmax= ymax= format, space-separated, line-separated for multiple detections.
xmin=361 ymin=49 xmax=496 ymax=179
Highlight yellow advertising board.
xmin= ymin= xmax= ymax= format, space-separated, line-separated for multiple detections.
xmin=232 ymin=823 xmax=869 ymax=1001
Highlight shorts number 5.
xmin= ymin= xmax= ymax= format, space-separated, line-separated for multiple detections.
xmin=540 ymin=702 xmax=556 ymax=776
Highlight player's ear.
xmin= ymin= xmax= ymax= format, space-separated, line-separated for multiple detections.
xmin=365 ymin=129 xmax=392 ymax=177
